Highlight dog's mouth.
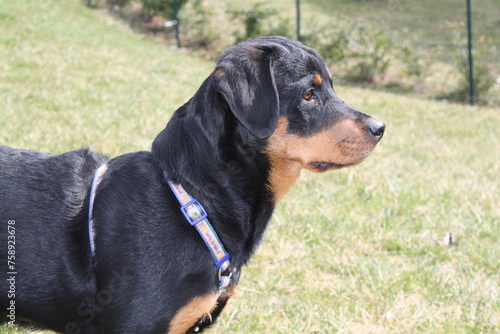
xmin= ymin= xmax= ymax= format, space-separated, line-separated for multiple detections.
xmin=307 ymin=137 xmax=381 ymax=173
xmin=309 ymin=161 xmax=358 ymax=172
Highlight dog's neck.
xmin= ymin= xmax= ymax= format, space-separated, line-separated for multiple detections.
xmin=151 ymin=80 xmax=276 ymax=267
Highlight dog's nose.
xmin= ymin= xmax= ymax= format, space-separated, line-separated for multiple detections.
xmin=368 ymin=119 xmax=385 ymax=139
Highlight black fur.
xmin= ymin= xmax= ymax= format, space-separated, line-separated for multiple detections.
xmin=0 ymin=36 xmax=384 ymax=333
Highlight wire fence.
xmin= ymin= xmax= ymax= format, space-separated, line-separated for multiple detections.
xmin=90 ymin=0 xmax=499 ymax=105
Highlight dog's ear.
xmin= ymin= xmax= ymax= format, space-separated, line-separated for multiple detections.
xmin=213 ymin=43 xmax=279 ymax=139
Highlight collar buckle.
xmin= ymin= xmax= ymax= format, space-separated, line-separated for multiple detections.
xmin=218 ymin=270 xmax=232 ymax=291
xmin=181 ymin=199 xmax=208 ymax=226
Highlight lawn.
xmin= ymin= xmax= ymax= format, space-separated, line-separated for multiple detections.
xmin=1 ymin=0 xmax=499 ymax=333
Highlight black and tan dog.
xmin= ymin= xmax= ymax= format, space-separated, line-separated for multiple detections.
xmin=0 ymin=36 xmax=384 ymax=333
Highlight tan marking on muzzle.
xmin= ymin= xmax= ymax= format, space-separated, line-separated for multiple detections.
xmin=266 ymin=117 xmax=379 ymax=202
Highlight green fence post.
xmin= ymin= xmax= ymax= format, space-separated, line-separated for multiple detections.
xmin=466 ymin=0 xmax=474 ymax=105
xmin=174 ymin=0 xmax=181 ymax=48
xmin=296 ymin=0 xmax=301 ymax=42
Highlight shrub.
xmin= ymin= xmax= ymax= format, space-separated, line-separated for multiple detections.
xmin=140 ymin=0 xmax=188 ymax=20
xmin=448 ymin=54 xmax=496 ymax=105
xmin=343 ymin=22 xmax=392 ymax=83
xmin=180 ymin=0 xmax=221 ymax=49
xmin=303 ymin=18 xmax=392 ymax=84
xmin=105 ymin=0 xmax=131 ymax=7
xmin=103 ymin=0 xmax=188 ymax=20
xmin=301 ymin=23 xmax=349 ymax=66
xmin=228 ymin=3 xmax=294 ymax=43
xmin=443 ymin=22 xmax=496 ymax=105
xmin=399 ymin=40 xmax=431 ymax=86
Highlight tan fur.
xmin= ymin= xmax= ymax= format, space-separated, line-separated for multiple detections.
xmin=313 ymin=73 xmax=323 ymax=86
xmin=266 ymin=117 xmax=378 ymax=202
xmin=167 ymin=293 xmax=220 ymax=334
xmin=167 ymin=285 xmax=237 ymax=334
xmin=214 ymin=68 xmax=225 ymax=79
xmin=266 ymin=153 xmax=303 ymax=203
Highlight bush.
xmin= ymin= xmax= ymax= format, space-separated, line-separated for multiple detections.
xmin=105 ymin=0 xmax=131 ymax=7
xmin=180 ymin=0 xmax=221 ymax=49
xmin=448 ymin=55 xmax=496 ymax=105
xmin=443 ymin=22 xmax=496 ymax=105
xmin=399 ymin=40 xmax=431 ymax=86
xmin=103 ymin=0 xmax=187 ymax=20
xmin=228 ymin=3 xmax=294 ymax=43
xmin=301 ymin=23 xmax=349 ymax=66
xmin=304 ymin=19 xmax=392 ymax=84
xmin=343 ymin=22 xmax=391 ymax=83
xmin=141 ymin=0 xmax=188 ymax=20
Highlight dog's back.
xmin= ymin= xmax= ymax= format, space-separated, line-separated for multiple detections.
xmin=0 ymin=146 xmax=106 ymax=329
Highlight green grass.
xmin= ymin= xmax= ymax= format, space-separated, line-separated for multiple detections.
xmin=1 ymin=0 xmax=499 ymax=333
xmin=0 ymin=0 xmax=209 ymax=156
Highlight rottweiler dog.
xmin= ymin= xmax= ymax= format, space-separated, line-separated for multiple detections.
xmin=0 ymin=36 xmax=384 ymax=333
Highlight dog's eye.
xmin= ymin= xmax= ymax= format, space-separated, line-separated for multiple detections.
xmin=303 ymin=90 xmax=315 ymax=101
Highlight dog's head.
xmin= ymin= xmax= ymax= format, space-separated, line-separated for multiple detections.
xmin=213 ymin=36 xmax=385 ymax=201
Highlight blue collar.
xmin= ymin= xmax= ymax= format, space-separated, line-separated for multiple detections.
xmin=88 ymin=164 xmax=108 ymax=262
xmin=163 ymin=171 xmax=232 ymax=290
xmin=88 ymin=166 xmax=232 ymax=290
